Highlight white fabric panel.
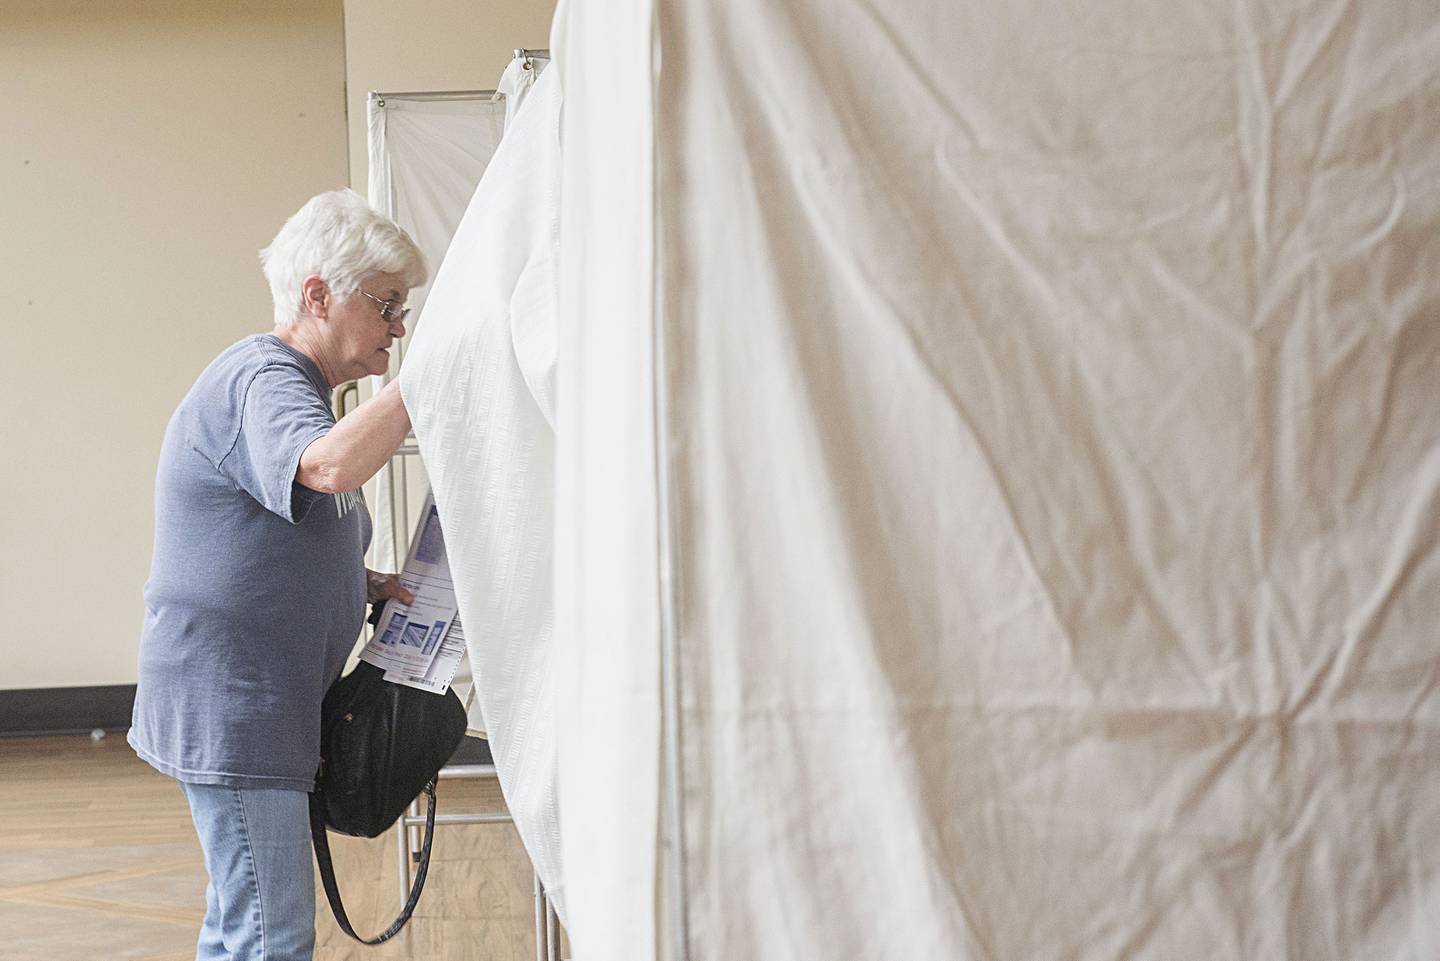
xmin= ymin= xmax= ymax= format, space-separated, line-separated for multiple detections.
xmin=399 ymin=70 xmax=567 ymax=917
xmin=646 ymin=1 xmax=1440 ymax=959
xmin=365 ymin=94 xmax=506 ymax=572
xmin=552 ymin=1 xmax=668 ymax=959
xmin=497 ymin=55 xmax=542 ymax=131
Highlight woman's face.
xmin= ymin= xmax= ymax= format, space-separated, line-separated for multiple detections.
xmin=328 ymin=271 xmax=409 ymax=381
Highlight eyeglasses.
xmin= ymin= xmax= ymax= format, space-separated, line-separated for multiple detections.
xmin=358 ymin=289 xmax=410 ymax=325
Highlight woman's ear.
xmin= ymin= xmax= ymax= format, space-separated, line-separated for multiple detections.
xmin=300 ymin=275 xmax=329 ymax=319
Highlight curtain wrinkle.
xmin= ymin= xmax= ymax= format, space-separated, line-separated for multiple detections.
xmin=646 ymin=0 xmax=1440 ymax=957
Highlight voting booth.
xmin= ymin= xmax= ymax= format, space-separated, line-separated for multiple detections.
xmin=403 ymin=4 xmax=1440 ymax=958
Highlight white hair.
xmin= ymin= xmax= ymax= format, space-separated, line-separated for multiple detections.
xmin=259 ymin=188 xmax=427 ymax=328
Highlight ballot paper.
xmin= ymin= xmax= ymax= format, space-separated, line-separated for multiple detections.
xmin=384 ymin=616 xmax=468 ymax=695
xmin=358 ymin=494 xmax=467 ymax=692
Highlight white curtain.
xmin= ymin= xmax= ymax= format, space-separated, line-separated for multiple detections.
xmin=398 ymin=69 xmax=566 ymax=916
xmin=552 ymin=1 xmax=668 ymax=955
xmin=553 ymin=1 xmax=1440 ymax=959
xmin=366 ymin=93 xmax=506 ymax=573
xmin=497 ymin=55 xmax=543 ymax=129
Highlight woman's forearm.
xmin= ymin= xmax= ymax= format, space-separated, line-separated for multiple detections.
xmin=297 ymin=379 xmax=410 ymax=493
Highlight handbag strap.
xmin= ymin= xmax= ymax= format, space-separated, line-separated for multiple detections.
xmin=309 ymin=779 xmax=440 ymax=944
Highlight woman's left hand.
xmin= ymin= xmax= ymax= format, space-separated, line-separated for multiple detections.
xmin=366 ymin=569 xmax=416 ymax=606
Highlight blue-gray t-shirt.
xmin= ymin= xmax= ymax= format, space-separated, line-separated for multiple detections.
xmin=129 ymin=334 xmax=372 ymax=791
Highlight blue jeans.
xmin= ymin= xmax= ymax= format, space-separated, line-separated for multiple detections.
xmin=181 ymin=782 xmax=316 ymax=961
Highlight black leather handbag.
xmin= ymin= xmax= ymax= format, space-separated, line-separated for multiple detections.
xmin=309 ymin=659 xmax=469 ymax=944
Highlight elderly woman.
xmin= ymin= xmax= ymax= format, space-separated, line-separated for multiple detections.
xmin=128 ymin=189 xmax=426 ymax=961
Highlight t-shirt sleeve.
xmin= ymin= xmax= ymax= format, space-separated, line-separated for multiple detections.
xmin=219 ymin=364 xmax=334 ymax=524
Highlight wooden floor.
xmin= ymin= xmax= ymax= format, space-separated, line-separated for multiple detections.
xmin=0 ymin=733 xmax=545 ymax=961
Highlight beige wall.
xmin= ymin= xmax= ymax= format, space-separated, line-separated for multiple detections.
xmin=2 ymin=1 xmax=349 ymax=689
xmin=343 ymin=0 xmax=556 ymax=192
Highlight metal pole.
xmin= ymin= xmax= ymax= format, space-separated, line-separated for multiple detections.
xmin=400 ymin=811 xmax=514 ymax=827
xmin=409 ymin=797 xmax=422 ymax=859
xmin=369 ymin=89 xmax=499 ymax=103
xmin=436 ymin=763 xmax=497 ymax=779
xmin=533 ymin=874 xmax=547 ymax=961
xmin=395 ymin=810 xmax=411 ymax=908
xmin=396 ymin=448 xmax=411 ymax=565
xmin=542 ymin=886 xmax=553 ymax=961
xmin=652 ymin=115 xmax=692 ymax=961
xmin=546 ymin=895 xmax=561 ymax=961
xmin=390 ymin=763 xmax=508 ymax=910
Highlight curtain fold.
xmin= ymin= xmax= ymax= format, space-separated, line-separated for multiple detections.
xmin=399 ymin=69 xmax=567 ymax=918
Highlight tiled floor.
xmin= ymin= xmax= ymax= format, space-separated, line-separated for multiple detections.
xmin=0 ymin=733 xmax=544 ymax=961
